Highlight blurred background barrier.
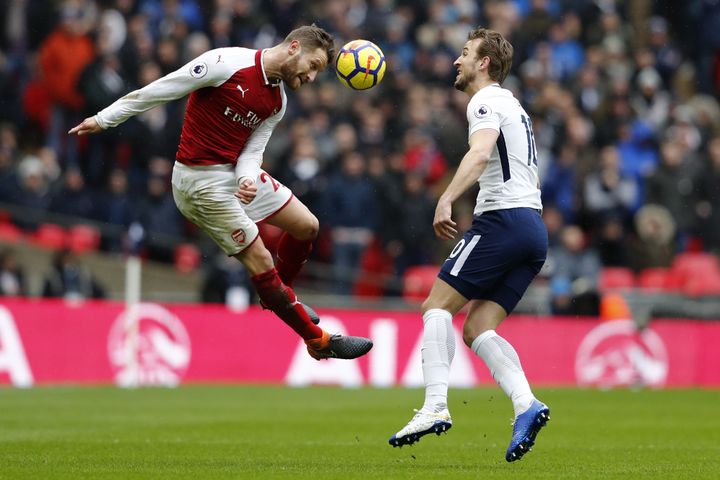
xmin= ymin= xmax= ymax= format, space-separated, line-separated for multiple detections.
xmin=0 ymin=298 xmax=718 ymax=388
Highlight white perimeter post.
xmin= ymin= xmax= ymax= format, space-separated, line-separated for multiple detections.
xmin=123 ymin=223 xmax=144 ymax=388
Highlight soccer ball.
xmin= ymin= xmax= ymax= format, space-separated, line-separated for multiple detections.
xmin=335 ymin=40 xmax=386 ymax=90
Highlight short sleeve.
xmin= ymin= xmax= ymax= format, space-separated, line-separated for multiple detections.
xmin=467 ymin=94 xmax=501 ymax=137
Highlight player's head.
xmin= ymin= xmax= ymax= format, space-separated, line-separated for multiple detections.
xmin=278 ymin=24 xmax=335 ymax=90
xmin=454 ymin=28 xmax=513 ymax=92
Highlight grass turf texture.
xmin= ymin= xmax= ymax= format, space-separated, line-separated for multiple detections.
xmin=0 ymin=386 xmax=717 ymax=479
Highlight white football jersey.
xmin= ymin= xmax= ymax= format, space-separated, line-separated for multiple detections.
xmin=466 ymin=83 xmax=542 ymax=215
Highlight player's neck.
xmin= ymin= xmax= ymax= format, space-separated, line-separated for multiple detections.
xmin=467 ymin=77 xmax=497 ymax=96
xmin=262 ymin=45 xmax=284 ymax=81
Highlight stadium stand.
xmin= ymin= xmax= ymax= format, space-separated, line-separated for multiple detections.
xmin=0 ymin=0 xmax=718 ymax=312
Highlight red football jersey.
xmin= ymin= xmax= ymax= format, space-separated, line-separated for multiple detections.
xmin=95 ymin=47 xmax=287 ymax=181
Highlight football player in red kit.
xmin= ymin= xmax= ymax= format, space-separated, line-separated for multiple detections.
xmin=69 ymin=25 xmax=373 ymax=361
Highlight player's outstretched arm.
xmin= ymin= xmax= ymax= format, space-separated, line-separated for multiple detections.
xmin=68 ymin=116 xmax=103 ymax=136
xmin=433 ymin=128 xmax=497 ymax=240
xmin=69 ymin=49 xmax=230 ymax=135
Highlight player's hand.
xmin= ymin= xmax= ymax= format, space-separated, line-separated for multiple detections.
xmin=433 ymin=198 xmax=457 ymax=240
xmin=235 ymin=178 xmax=257 ymax=204
xmin=68 ymin=117 xmax=103 ymax=136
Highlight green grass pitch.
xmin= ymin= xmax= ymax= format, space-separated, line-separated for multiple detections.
xmin=0 ymin=386 xmax=718 ymax=479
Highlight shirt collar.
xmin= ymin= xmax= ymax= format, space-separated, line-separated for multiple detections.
xmin=256 ymin=49 xmax=280 ymax=87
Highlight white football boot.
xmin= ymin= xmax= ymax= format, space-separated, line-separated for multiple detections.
xmin=388 ymin=409 xmax=452 ymax=447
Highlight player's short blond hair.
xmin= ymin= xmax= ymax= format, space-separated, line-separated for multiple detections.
xmin=283 ymin=25 xmax=336 ymax=66
xmin=468 ymin=28 xmax=513 ymax=83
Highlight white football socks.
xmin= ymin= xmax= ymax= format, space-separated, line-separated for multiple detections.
xmin=471 ymin=330 xmax=535 ymax=417
xmin=420 ymin=308 xmax=455 ymax=413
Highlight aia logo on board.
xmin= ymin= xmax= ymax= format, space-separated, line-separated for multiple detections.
xmin=231 ymin=228 xmax=246 ymax=245
xmin=575 ymin=320 xmax=668 ymax=388
xmin=108 ymin=303 xmax=191 ymax=387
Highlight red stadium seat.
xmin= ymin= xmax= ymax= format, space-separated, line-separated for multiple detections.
xmin=67 ymin=224 xmax=101 ymax=254
xmin=598 ymin=267 xmax=635 ymax=292
xmin=30 ymin=223 xmax=67 ymax=250
xmin=403 ymin=265 xmax=438 ymax=302
xmin=174 ymin=243 xmax=201 ymax=273
xmin=673 ymin=252 xmax=720 ymax=274
xmin=637 ymin=268 xmax=680 ymax=292
xmin=353 ymin=239 xmax=394 ymax=298
xmin=683 ymin=272 xmax=720 ymax=297
xmin=672 ymin=252 xmax=720 ymax=290
xmin=0 ymin=222 xmax=23 ymax=243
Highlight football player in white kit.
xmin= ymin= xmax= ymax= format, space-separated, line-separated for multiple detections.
xmin=389 ymin=28 xmax=550 ymax=461
xmin=69 ymin=25 xmax=372 ymax=361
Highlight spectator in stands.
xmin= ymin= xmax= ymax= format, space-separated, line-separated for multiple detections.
xmin=48 ymin=168 xmax=97 ymax=220
xmin=647 ymin=16 xmax=682 ymax=88
xmin=97 ymin=169 xmax=135 ymax=251
xmin=549 ymin=276 xmax=573 ymax=316
xmin=38 ymin=2 xmax=95 ymax=168
xmin=225 ymin=0 xmax=266 ymax=47
xmin=321 ymin=151 xmax=379 ymax=294
xmin=136 ymin=171 xmax=183 ymax=262
xmin=542 ymin=143 xmax=578 ymax=223
xmin=393 ymin=171 xmax=436 ymax=276
xmin=646 ymin=139 xmax=700 ymax=243
xmin=402 ymin=128 xmax=448 ymax=187
xmin=696 ymin=136 xmax=720 ymax=252
xmin=616 ymin=120 xmax=659 ymax=205
xmin=0 ymin=249 xmax=25 ymax=297
xmin=548 ymin=14 xmax=584 ymax=82
xmin=367 ymin=152 xmax=405 ymax=277
xmin=583 ymin=145 xmax=639 ymax=223
xmin=0 ymin=123 xmax=19 ymax=202
xmin=630 ymin=204 xmax=676 ymax=270
xmin=547 ymin=225 xmax=601 ymax=315
xmin=139 ymin=0 xmax=204 ymax=39
xmin=594 ymin=216 xmax=630 ymax=268
xmin=77 ymin=31 xmax=133 ymax=183
xmin=275 ymin=135 xmax=325 ymax=214
xmin=42 ymin=249 xmax=105 ymax=300
xmin=14 ymin=154 xmax=52 ymax=223
xmin=630 ymin=67 xmax=671 ymax=133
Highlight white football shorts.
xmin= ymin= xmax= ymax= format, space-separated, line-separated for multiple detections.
xmin=171 ymin=162 xmax=293 ymax=255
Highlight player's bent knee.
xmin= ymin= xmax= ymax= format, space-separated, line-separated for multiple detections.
xmin=295 ymin=214 xmax=319 ymax=241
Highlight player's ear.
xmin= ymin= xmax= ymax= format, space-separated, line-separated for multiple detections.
xmin=288 ymin=39 xmax=300 ymax=56
xmin=479 ymin=55 xmax=490 ymax=71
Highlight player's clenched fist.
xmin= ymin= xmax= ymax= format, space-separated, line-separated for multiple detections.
xmin=235 ymin=178 xmax=257 ymax=204
xmin=68 ymin=117 xmax=103 ymax=136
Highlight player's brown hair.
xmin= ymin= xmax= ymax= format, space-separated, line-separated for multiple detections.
xmin=283 ymin=25 xmax=336 ymax=67
xmin=468 ymin=28 xmax=513 ymax=83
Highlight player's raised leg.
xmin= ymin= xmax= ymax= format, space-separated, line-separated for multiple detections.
xmin=389 ymin=279 xmax=466 ymax=447
xmin=247 ymin=176 xmax=320 ymax=323
xmin=238 ymin=239 xmax=372 ymax=360
xmin=464 ymin=299 xmax=549 ymax=462
xmin=238 ymin=172 xmax=320 ymax=322
xmin=263 ymin=196 xmax=320 ymax=324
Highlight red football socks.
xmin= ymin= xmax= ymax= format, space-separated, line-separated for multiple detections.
xmin=251 ymin=267 xmax=322 ymax=341
xmin=276 ymin=233 xmax=313 ymax=287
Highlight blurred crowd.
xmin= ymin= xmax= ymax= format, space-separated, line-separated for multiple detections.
xmin=0 ymin=0 xmax=719 ymax=305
